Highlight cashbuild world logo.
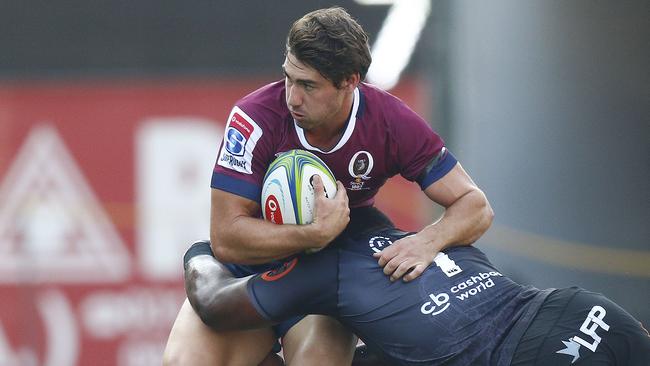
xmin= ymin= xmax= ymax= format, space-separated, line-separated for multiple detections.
xmin=420 ymin=271 xmax=502 ymax=316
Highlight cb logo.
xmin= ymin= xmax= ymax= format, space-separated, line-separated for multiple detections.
xmin=421 ymin=292 xmax=450 ymax=316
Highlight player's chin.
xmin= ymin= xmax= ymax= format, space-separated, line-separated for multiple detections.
xmin=294 ymin=118 xmax=314 ymax=130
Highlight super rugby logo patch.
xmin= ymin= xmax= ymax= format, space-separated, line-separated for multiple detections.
xmin=218 ymin=106 xmax=263 ymax=174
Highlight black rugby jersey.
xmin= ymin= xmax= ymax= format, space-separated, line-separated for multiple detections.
xmin=247 ymin=228 xmax=549 ymax=365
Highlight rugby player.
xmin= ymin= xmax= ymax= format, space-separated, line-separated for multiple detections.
xmin=164 ymin=6 xmax=493 ymax=365
xmin=183 ymin=208 xmax=650 ymax=366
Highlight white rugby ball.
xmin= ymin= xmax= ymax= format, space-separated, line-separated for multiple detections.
xmin=261 ymin=149 xmax=337 ymax=225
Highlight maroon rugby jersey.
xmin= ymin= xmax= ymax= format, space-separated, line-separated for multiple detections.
xmin=211 ymin=80 xmax=456 ymax=208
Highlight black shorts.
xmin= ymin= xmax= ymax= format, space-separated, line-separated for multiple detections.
xmin=511 ymin=287 xmax=650 ymax=365
xmin=222 ymin=260 xmax=302 ymax=341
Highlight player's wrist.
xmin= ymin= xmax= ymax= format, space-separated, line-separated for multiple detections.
xmin=416 ymin=227 xmax=447 ymax=252
xmin=303 ymin=221 xmax=332 ymax=250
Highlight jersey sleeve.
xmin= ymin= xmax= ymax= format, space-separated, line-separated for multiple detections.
xmin=386 ymin=98 xmax=457 ymax=190
xmin=246 ymin=250 xmax=339 ymax=322
xmin=211 ymin=103 xmax=277 ymax=203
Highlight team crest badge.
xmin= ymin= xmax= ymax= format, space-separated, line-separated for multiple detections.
xmin=368 ymin=236 xmax=392 ymax=253
xmin=348 ymin=151 xmax=374 ymax=190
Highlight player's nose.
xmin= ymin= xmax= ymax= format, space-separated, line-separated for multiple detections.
xmin=286 ymin=85 xmax=302 ymax=108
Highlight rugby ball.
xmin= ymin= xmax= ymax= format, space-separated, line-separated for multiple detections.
xmin=261 ymin=150 xmax=337 ymax=225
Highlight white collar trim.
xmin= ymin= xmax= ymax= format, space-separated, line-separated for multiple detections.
xmin=294 ymin=87 xmax=359 ymax=154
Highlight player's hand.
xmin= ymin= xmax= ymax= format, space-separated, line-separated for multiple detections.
xmin=309 ymin=175 xmax=349 ymax=250
xmin=372 ymin=234 xmax=436 ymax=282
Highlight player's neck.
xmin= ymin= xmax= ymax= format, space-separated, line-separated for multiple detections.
xmin=304 ymin=129 xmax=342 ymax=151
xmin=305 ymin=97 xmax=353 ymax=151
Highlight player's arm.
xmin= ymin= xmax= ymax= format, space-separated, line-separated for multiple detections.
xmin=185 ymin=241 xmax=337 ymax=331
xmin=420 ymin=162 xmax=493 ymax=246
xmin=211 ymin=175 xmax=349 ymax=264
xmin=184 ymin=251 xmax=271 ymax=331
xmin=375 ymin=163 xmax=493 ymax=281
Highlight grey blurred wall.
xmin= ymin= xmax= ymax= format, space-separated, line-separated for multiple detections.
xmin=0 ymin=0 xmax=389 ymax=79
xmin=437 ymin=0 xmax=649 ymax=326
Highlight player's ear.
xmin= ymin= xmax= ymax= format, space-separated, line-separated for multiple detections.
xmin=341 ymin=73 xmax=360 ymax=91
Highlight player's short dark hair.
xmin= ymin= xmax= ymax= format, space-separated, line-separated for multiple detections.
xmin=286 ymin=7 xmax=372 ymax=88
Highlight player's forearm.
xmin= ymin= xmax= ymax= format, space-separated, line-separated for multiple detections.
xmin=210 ymin=216 xmax=325 ymax=264
xmin=421 ymin=188 xmax=493 ymax=251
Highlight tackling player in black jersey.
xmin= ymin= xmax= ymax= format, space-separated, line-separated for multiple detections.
xmin=183 ymin=208 xmax=649 ymax=365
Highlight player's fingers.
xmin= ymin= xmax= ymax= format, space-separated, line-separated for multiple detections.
xmin=374 ymin=249 xmax=394 ymax=267
xmin=334 ymin=181 xmax=348 ymax=202
xmin=402 ymin=263 xmax=427 ymax=282
xmin=390 ymin=261 xmax=414 ymax=282
xmin=374 ymin=242 xmax=401 ymax=266
xmin=382 ymin=256 xmax=404 ymax=277
xmin=311 ymin=174 xmax=325 ymax=197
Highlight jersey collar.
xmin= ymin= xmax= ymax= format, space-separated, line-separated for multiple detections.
xmin=294 ymin=87 xmax=360 ymax=154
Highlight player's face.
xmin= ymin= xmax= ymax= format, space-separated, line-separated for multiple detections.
xmin=283 ymin=53 xmax=355 ymax=132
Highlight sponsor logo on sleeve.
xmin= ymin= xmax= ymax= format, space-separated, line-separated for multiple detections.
xmin=217 ymin=106 xmax=263 ymax=174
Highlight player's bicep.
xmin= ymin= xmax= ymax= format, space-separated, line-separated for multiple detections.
xmin=209 ymin=188 xmax=259 ymax=245
xmin=211 ymin=188 xmax=260 ymax=225
xmin=422 ymin=163 xmax=478 ymax=208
